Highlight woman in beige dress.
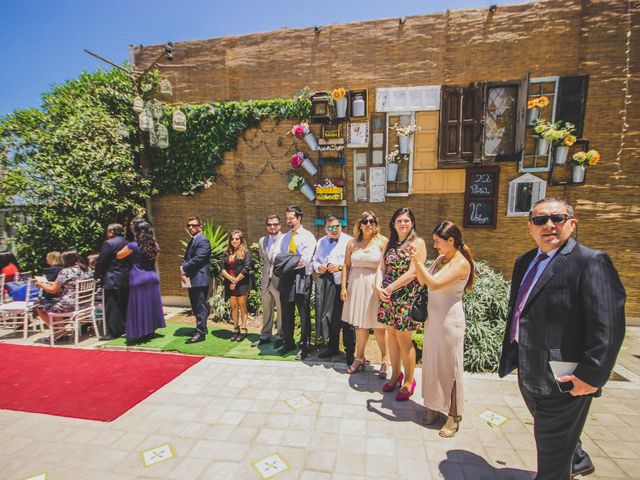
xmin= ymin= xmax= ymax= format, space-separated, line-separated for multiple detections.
xmin=408 ymin=220 xmax=474 ymax=438
xmin=341 ymin=211 xmax=389 ymax=376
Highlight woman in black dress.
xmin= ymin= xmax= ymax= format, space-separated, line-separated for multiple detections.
xmin=221 ymin=229 xmax=252 ymax=342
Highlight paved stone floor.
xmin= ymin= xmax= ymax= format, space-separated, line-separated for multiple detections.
xmin=1 ymin=327 xmax=639 ymax=479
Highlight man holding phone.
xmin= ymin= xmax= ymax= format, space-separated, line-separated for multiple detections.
xmin=498 ymin=197 xmax=625 ymax=479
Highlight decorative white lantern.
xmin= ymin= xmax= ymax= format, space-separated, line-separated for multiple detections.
xmin=116 ymin=123 xmax=130 ymax=138
xmin=139 ymin=110 xmax=153 ymax=131
xmin=159 ymin=79 xmax=173 ymax=97
xmin=172 ymin=109 xmax=187 ymax=131
xmin=149 ymin=99 xmax=164 ymax=120
xmin=157 ymin=124 xmax=169 ymax=149
xmin=133 ymin=96 xmax=145 ymax=113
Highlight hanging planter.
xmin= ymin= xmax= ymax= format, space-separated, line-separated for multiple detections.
xmin=536 ymin=138 xmax=550 ymax=156
xmin=386 ymin=163 xmax=399 ymax=182
xmin=299 ymin=182 xmax=316 ymax=201
xmin=172 ymin=109 xmax=187 ymax=131
xmin=133 ymin=96 xmax=145 ymax=113
xmin=291 ymin=152 xmax=318 ymax=176
xmin=572 ymin=165 xmax=586 ymax=183
xmin=303 ymin=132 xmax=318 ymax=151
xmin=527 ymin=107 xmax=540 ymax=126
xmin=527 ymin=96 xmax=549 ymax=125
xmin=332 ymin=88 xmax=348 ymax=118
xmin=554 ymin=145 xmax=569 ymax=164
xmin=149 ymin=99 xmax=164 ymax=120
xmin=139 ymin=110 xmax=153 ymax=131
xmin=398 ymin=136 xmax=410 ymax=154
xmin=159 ymin=79 xmax=173 ymax=97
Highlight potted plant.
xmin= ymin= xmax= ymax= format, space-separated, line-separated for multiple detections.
xmin=291 ymin=122 xmax=318 ymax=151
xmin=315 ymin=178 xmax=343 ymax=200
xmin=385 ymin=148 xmax=404 ymax=182
xmin=291 ymin=151 xmax=317 ymax=176
xmin=287 ymin=171 xmax=316 ymax=201
xmin=390 ymin=123 xmax=421 ymax=154
xmin=570 ymin=149 xmax=600 ymax=183
xmin=533 ymin=119 xmax=557 ymax=156
xmin=332 ymin=88 xmax=347 ymax=118
xmin=548 ymin=122 xmax=576 ymax=164
xmin=527 ymin=96 xmax=549 ymax=125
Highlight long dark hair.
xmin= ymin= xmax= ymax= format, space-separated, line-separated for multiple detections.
xmin=0 ymin=251 xmax=19 ymax=270
xmin=61 ymin=250 xmax=88 ymax=272
xmin=134 ymin=222 xmax=159 ymax=260
xmin=433 ymin=220 xmax=475 ymax=291
xmin=384 ymin=207 xmax=417 ymax=257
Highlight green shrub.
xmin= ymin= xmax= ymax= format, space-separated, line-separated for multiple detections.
xmin=208 ymin=284 xmax=230 ymax=322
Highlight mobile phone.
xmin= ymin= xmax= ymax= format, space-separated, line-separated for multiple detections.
xmin=557 ymin=380 xmax=574 ymax=393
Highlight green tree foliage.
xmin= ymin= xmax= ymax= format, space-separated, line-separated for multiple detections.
xmin=0 ymin=68 xmax=154 ymax=270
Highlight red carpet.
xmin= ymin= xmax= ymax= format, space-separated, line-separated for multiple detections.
xmin=0 ymin=344 xmax=203 ymax=422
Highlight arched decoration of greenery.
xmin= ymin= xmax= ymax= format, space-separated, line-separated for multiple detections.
xmin=151 ymin=96 xmax=310 ymax=195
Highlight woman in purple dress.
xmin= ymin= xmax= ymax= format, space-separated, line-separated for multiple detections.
xmin=116 ymin=221 xmax=165 ymax=343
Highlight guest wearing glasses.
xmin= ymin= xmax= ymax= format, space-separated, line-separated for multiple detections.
xmin=498 ymin=198 xmax=625 ymax=479
xmin=376 ymin=207 xmax=422 ymax=401
xmin=255 ymin=215 xmax=284 ymax=346
xmin=313 ymin=215 xmax=354 ymax=365
xmin=407 ymin=221 xmax=473 ymax=438
xmin=181 ymin=216 xmax=212 ymax=344
xmin=341 ymin=211 xmax=390 ymax=376
xmin=221 ymin=229 xmax=253 ymax=342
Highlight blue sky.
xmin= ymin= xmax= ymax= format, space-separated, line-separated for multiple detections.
xmin=1 ymin=0 xmax=529 ymax=116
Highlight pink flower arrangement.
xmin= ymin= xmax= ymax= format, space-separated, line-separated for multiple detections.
xmin=291 ymin=122 xmax=310 ymax=139
xmin=291 ymin=152 xmax=305 ymax=168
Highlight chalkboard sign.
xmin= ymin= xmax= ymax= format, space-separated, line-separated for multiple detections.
xmin=464 ymin=167 xmax=499 ymax=228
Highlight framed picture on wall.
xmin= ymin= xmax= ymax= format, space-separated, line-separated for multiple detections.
xmin=372 ymin=150 xmax=384 ymax=165
xmin=347 ymin=122 xmax=369 ymax=148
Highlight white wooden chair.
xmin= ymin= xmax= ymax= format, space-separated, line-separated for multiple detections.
xmin=93 ymin=283 xmax=107 ymax=337
xmin=48 ymin=278 xmax=99 ymax=346
xmin=0 ymin=273 xmax=5 ymax=305
xmin=0 ymin=278 xmax=42 ymax=337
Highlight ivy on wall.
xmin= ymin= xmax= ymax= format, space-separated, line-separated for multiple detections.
xmin=152 ymin=96 xmax=310 ymax=195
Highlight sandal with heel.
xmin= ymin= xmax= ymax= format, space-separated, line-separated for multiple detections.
xmin=439 ymin=415 xmax=461 ymax=437
xmin=378 ymin=362 xmax=388 ymax=379
xmin=237 ymin=328 xmax=248 ymax=342
xmin=347 ymin=358 xmax=366 ymax=374
xmin=230 ymin=327 xmax=240 ymax=341
xmin=382 ymin=373 xmax=404 ymax=393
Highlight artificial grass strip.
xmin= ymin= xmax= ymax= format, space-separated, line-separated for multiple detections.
xmin=103 ymin=323 xmax=298 ymax=361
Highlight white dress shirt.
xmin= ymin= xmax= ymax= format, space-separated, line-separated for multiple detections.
xmin=312 ymin=233 xmax=353 ymax=284
xmin=278 ymin=226 xmax=317 ymax=275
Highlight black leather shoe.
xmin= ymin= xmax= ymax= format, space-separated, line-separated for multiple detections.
xmin=186 ymin=334 xmax=205 ymax=344
xmin=572 ymin=464 xmax=595 ymax=478
xmin=277 ymin=343 xmax=296 ymax=355
xmin=295 ymin=348 xmax=310 ymax=361
xmin=251 ymin=337 xmax=271 ymax=347
xmin=273 ymin=338 xmax=284 ymax=348
xmin=318 ymin=348 xmax=341 ymax=359
xmin=99 ymin=334 xmax=119 ymax=341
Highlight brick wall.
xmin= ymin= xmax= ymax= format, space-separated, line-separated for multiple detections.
xmin=135 ymin=0 xmax=640 ymax=315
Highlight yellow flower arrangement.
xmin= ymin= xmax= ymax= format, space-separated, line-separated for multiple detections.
xmin=571 ymin=150 xmax=601 ymax=166
xmin=331 ymin=88 xmax=346 ymax=101
xmin=564 ymin=135 xmax=577 ymax=146
xmin=527 ymin=96 xmax=550 ymax=110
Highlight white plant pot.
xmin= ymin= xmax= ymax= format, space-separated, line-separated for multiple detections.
xmin=527 ymin=107 xmax=540 ymax=126
xmin=572 ymin=165 xmax=586 ymax=183
xmin=386 ymin=163 xmax=399 ymax=182
xmin=536 ymin=138 xmax=550 ymax=156
xmin=554 ymin=145 xmax=569 ymax=164
xmin=303 ymin=132 xmax=318 ymax=151
xmin=299 ymin=182 xmax=316 ymax=201
xmin=335 ymin=98 xmax=347 ymax=118
xmin=398 ymin=135 xmax=410 ymax=154
xmin=300 ymin=157 xmax=317 ymax=176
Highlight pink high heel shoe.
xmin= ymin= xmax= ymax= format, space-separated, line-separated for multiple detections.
xmin=395 ymin=379 xmax=416 ymax=401
xmin=382 ymin=373 xmax=404 ymax=393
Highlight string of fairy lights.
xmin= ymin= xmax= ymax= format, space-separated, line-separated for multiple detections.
xmin=612 ymin=0 xmax=633 ymax=178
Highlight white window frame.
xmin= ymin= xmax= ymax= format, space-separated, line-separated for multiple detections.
xmin=507 ymin=173 xmax=547 ymax=217
xmin=385 ymin=111 xmax=415 ymax=198
xmin=376 ymin=86 xmax=440 ymax=112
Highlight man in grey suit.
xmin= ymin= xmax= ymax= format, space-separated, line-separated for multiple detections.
xmin=253 ymin=214 xmax=284 ymax=346
xmin=499 ymin=197 xmax=625 ymax=480
xmin=181 ymin=216 xmax=212 ymax=344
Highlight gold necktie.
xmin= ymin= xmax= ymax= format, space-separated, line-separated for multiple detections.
xmin=288 ymin=231 xmax=296 ymax=254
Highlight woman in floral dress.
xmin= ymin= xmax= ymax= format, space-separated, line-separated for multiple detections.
xmin=376 ymin=207 xmax=424 ymax=401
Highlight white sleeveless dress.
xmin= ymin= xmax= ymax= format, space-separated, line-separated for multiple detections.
xmin=342 ymin=243 xmax=383 ymax=329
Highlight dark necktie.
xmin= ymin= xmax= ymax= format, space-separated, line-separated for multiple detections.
xmin=329 ymin=237 xmax=338 ymax=244
xmin=509 ymin=253 xmax=549 ymax=343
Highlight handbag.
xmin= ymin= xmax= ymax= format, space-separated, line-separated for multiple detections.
xmin=411 ymin=287 xmax=428 ymax=323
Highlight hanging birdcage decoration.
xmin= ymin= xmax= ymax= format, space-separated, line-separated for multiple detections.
xmin=156 ymin=124 xmax=169 ymax=149
xmin=139 ymin=110 xmax=153 ymax=132
xmin=116 ymin=123 xmax=130 ymax=138
xmin=133 ymin=96 xmax=145 ymax=113
xmin=148 ymin=99 xmax=164 ymax=120
xmin=159 ymin=79 xmax=173 ymax=97
xmin=172 ymin=109 xmax=187 ymax=132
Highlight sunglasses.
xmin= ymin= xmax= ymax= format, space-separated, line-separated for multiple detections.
xmin=361 ymin=219 xmax=377 ymax=225
xmin=326 ymin=225 xmax=341 ymax=232
xmin=266 ymin=223 xmax=280 ymax=227
xmin=530 ymin=214 xmax=573 ymax=226
xmin=186 ymin=224 xmax=200 ymax=228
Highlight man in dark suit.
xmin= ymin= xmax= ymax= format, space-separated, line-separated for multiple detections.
xmin=181 ymin=216 xmax=212 ymax=344
xmin=94 ymin=223 xmax=130 ymax=341
xmin=499 ymin=197 xmax=626 ymax=479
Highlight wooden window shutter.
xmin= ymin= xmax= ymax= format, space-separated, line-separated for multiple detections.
xmin=556 ymin=75 xmax=589 ymax=138
xmin=514 ymin=72 xmax=530 ymax=157
xmin=439 ymin=84 xmax=482 ymax=163
xmin=439 ymin=86 xmax=462 ymax=162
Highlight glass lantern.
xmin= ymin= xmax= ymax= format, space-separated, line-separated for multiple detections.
xmin=156 ymin=124 xmax=169 ymax=149
xmin=116 ymin=123 xmax=130 ymax=138
xmin=149 ymin=99 xmax=164 ymax=120
xmin=172 ymin=110 xmax=187 ymax=131
xmin=139 ymin=110 xmax=153 ymax=132
xmin=159 ymin=79 xmax=173 ymax=97
xmin=133 ymin=96 xmax=145 ymax=113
